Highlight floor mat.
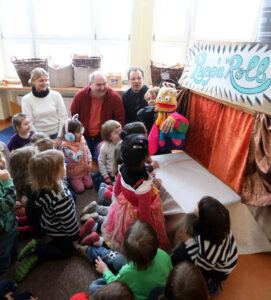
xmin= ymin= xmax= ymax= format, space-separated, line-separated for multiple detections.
xmin=0 ymin=126 xmax=14 ymax=144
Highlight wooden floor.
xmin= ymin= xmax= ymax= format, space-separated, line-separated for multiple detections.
xmin=1 ymin=119 xmax=271 ymax=299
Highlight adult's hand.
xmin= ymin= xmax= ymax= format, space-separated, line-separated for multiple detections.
xmin=161 ymin=117 xmax=175 ymax=134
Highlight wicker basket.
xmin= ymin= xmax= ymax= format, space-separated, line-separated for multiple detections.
xmin=72 ymin=56 xmax=101 ymax=68
xmin=11 ymin=57 xmax=49 ymax=86
xmin=150 ymin=61 xmax=184 ymax=86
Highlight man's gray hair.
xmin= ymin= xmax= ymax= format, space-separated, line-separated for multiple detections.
xmin=89 ymin=71 xmax=107 ymax=83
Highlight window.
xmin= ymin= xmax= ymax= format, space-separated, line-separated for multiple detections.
xmin=0 ymin=0 xmax=132 ymax=77
xmin=194 ymin=0 xmax=261 ymax=41
xmin=152 ymin=0 xmax=261 ymax=66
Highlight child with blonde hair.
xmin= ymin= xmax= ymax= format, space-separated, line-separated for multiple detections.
xmin=0 ymin=152 xmax=17 ymax=274
xmin=98 ymin=120 xmax=122 ymax=185
xmin=9 ymin=147 xmax=37 ymax=218
xmin=62 ymin=114 xmax=93 ymax=193
xmin=15 ymin=150 xmax=80 ymax=282
xmin=7 ymin=113 xmax=34 ymax=151
xmin=9 ymin=147 xmax=37 ymax=236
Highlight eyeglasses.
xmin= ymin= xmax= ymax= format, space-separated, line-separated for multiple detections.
xmin=130 ymin=77 xmax=143 ymax=81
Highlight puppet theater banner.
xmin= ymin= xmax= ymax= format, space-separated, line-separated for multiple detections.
xmin=180 ymin=42 xmax=271 ymax=114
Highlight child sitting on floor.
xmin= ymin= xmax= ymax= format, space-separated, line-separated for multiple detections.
xmin=9 ymin=147 xmax=37 ymax=218
xmin=14 ymin=150 xmax=80 ymax=282
xmin=0 ymin=152 xmax=17 ymax=274
xmin=96 ymin=120 xmax=122 ymax=186
xmin=94 ymin=220 xmax=172 ymax=299
xmin=102 ymin=133 xmax=168 ymax=251
xmin=7 ymin=113 xmax=34 ymax=151
xmin=148 ymin=261 xmax=208 ymax=300
xmin=171 ymin=196 xmax=238 ymax=297
xmin=70 ymin=282 xmax=134 ymax=300
xmin=62 ymin=114 xmax=93 ymax=193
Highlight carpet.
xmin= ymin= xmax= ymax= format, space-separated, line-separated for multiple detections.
xmin=0 ymin=126 xmax=14 ymax=144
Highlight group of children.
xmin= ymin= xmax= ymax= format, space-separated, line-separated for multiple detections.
xmin=0 ymin=110 xmax=238 ymax=299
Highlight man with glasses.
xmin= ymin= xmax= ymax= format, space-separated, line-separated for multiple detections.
xmin=122 ymin=67 xmax=149 ymax=124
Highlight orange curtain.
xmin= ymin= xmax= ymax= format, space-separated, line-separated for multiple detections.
xmin=185 ymin=93 xmax=254 ymax=194
xmin=185 ymin=93 xmax=223 ymax=168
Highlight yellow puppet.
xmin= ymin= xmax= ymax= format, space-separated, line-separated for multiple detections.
xmin=148 ymin=87 xmax=189 ymax=155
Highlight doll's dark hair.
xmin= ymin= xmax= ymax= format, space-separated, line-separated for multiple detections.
xmin=193 ymin=196 xmax=230 ymax=245
xmin=120 ymin=122 xmax=147 ymax=140
xmin=164 ymin=261 xmax=208 ymax=300
xmin=120 ymin=133 xmax=148 ymax=168
xmin=123 ymin=220 xmax=159 ymax=271
xmin=92 ymin=281 xmax=134 ymax=300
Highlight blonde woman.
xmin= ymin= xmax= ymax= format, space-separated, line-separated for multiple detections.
xmin=21 ymin=68 xmax=67 ymax=148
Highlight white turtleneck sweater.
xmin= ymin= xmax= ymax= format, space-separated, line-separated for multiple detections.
xmin=22 ymin=90 xmax=68 ymax=136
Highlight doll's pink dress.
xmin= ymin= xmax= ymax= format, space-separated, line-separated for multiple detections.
xmin=102 ymin=172 xmax=169 ymax=251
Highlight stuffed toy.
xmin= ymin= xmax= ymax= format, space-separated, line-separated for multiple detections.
xmin=148 ymin=87 xmax=189 ymax=155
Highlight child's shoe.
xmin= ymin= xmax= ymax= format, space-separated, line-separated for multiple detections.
xmin=81 ymin=232 xmax=100 ymax=245
xmin=15 ymin=254 xmax=39 ymax=283
xmin=79 ymin=217 xmax=96 ymax=240
xmin=80 ymin=201 xmax=97 ymax=217
xmin=207 ymin=279 xmax=221 ymax=297
xmin=74 ymin=244 xmax=89 ymax=258
xmin=98 ymin=186 xmax=112 ymax=206
xmin=18 ymin=239 xmax=37 ymax=261
xmin=81 ymin=212 xmax=99 ymax=223
xmin=96 ymin=205 xmax=109 ymax=216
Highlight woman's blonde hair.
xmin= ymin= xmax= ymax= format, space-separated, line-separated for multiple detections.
xmin=29 ymin=68 xmax=48 ymax=85
xmin=29 ymin=149 xmax=64 ymax=192
xmin=9 ymin=146 xmax=38 ymax=199
xmin=101 ymin=120 xmax=121 ymax=142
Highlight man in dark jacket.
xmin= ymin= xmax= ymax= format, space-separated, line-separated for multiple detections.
xmin=122 ymin=67 xmax=148 ymax=124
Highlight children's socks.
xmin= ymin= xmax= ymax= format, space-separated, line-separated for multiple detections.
xmin=18 ymin=225 xmax=36 ymax=236
xmin=98 ymin=187 xmax=112 ymax=206
xmin=74 ymin=244 xmax=89 ymax=258
xmin=79 ymin=218 xmax=96 ymax=240
xmin=81 ymin=232 xmax=100 ymax=245
xmin=18 ymin=239 xmax=37 ymax=261
xmin=81 ymin=212 xmax=99 ymax=223
xmin=15 ymin=254 xmax=39 ymax=283
xmin=80 ymin=201 xmax=97 ymax=217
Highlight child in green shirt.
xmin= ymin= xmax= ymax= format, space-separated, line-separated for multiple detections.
xmin=94 ymin=220 xmax=173 ymax=300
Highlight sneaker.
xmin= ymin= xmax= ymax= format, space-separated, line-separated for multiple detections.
xmin=74 ymin=244 xmax=89 ymax=258
xmin=207 ymin=279 xmax=221 ymax=297
xmin=18 ymin=239 xmax=37 ymax=261
xmin=97 ymin=187 xmax=107 ymax=205
xmin=96 ymin=205 xmax=109 ymax=216
xmin=81 ymin=212 xmax=99 ymax=223
xmin=96 ymin=215 xmax=105 ymax=226
xmin=79 ymin=217 xmax=96 ymax=240
xmin=80 ymin=201 xmax=97 ymax=217
xmin=15 ymin=254 xmax=39 ymax=283
xmin=81 ymin=232 xmax=100 ymax=245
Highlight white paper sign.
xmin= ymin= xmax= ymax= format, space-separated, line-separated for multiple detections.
xmin=153 ymin=152 xmax=240 ymax=213
xmin=181 ymin=42 xmax=271 ymax=112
